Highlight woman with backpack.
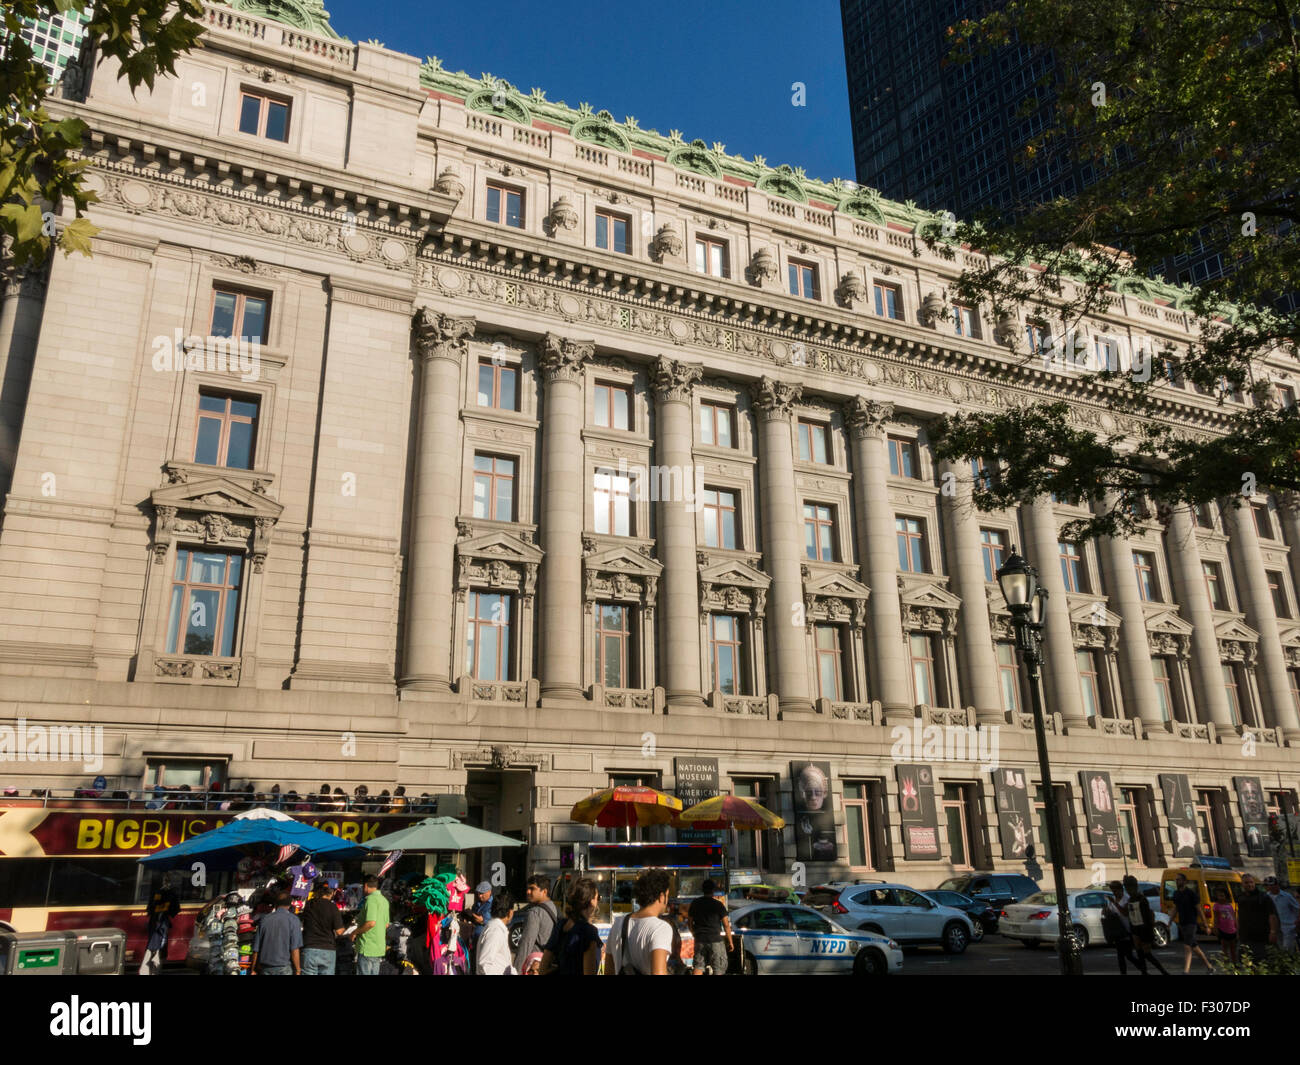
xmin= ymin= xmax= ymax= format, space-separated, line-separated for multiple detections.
xmin=1103 ymin=880 xmax=1146 ymax=975
xmin=537 ymin=878 xmax=603 ymax=975
xmin=1122 ymin=875 xmax=1170 ymax=975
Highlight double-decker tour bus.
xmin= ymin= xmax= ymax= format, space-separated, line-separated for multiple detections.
xmin=0 ymin=793 xmax=427 ymax=965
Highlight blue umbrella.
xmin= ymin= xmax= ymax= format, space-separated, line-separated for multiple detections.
xmin=138 ymin=809 xmax=366 ymax=870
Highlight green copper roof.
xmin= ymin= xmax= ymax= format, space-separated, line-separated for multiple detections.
xmin=415 ymin=59 xmax=1199 ymax=309
xmin=226 ymin=0 xmax=344 ymax=40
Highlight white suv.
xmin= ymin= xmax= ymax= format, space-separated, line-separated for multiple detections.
xmin=806 ymin=882 xmax=976 ymax=954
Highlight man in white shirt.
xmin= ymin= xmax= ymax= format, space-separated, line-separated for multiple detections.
xmin=1264 ymin=877 xmax=1299 ymax=953
xmin=604 ymin=869 xmax=674 ymax=976
xmin=474 ymin=891 xmax=516 ymax=975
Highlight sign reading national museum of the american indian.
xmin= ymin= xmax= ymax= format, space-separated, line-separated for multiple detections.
xmin=674 ymin=756 xmax=719 ymax=844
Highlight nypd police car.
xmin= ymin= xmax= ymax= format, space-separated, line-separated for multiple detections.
xmin=729 ymin=902 xmax=904 ymax=974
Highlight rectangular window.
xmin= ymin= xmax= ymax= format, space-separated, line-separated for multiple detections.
xmin=803 ymin=503 xmax=836 ymax=562
xmin=486 ymin=183 xmax=524 ymax=228
xmin=194 ymin=392 xmax=258 ymax=470
xmin=709 ymin=614 xmax=744 ymax=694
xmin=1195 ymin=504 xmax=1216 ymax=529
xmin=210 ymin=288 xmax=268 ymax=344
xmin=166 ymin=550 xmax=243 ymax=657
xmin=1058 ymin=541 xmax=1088 ymax=593
xmin=943 ymin=783 xmax=975 ymax=868
xmin=896 ymin=516 xmax=928 ymax=573
xmin=1117 ymin=787 xmax=1150 ymax=867
xmin=872 ymin=281 xmax=901 ymax=320
xmin=787 ymin=260 xmax=819 ymax=299
xmin=1133 ymin=551 xmax=1160 ymax=602
xmin=466 ymin=591 xmax=513 ymax=681
xmin=1077 ymin=650 xmax=1102 ymax=719
xmin=886 ymin=436 xmax=918 ymax=478
xmin=953 ymin=303 xmax=978 ymax=337
xmin=1195 ymin=791 xmax=1220 ymax=855
xmin=1222 ymin=663 xmax=1242 ymax=725
xmin=595 ymin=210 xmax=630 ymax=254
xmin=842 ymin=781 xmax=877 ymax=869
xmin=593 ymin=468 xmax=632 ymax=536
xmin=814 ymin=624 xmax=845 ymax=701
xmin=472 ymin=454 xmax=515 ymax=521
xmin=593 ymin=383 xmax=631 ymax=430
xmin=1033 ymin=785 xmax=1056 ymax=865
xmin=797 ymin=421 xmax=830 ymax=464
xmin=980 ymin=528 xmax=1007 ymax=583
xmin=1152 ymin=657 xmax=1174 ymax=723
xmin=1203 ymin=561 xmax=1226 ymax=610
xmin=733 ymin=778 xmax=782 ymax=871
xmin=910 ymin=633 xmax=935 ymax=705
xmin=997 ymin=642 xmax=1021 ymax=714
xmin=238 ymin=90 xmax=289 ymax=142
xmin=1268 ymin=571 xmax=1291 ymax=618
xmin=1094 ymin=337 xmax=1120 ymax=372
xmin=1025 ymin=321 xmax=1050 ymax=353
xmin=595 ymin=603 xmax=632 ymax=688
xmin=695 ymin=237 xmax=729 ymax=278
xmin=699 ymin=403 xmax=735 ymax=448
xmin=1275 ymin=384 xmax=1296 ymax=409
xmin=1290 ymin=669 xmax=1300 ymax=718
xmin=1253 ymin=504 xmax=1275 ymax=541
xmin=476 ymin=360 xmax=518 ymax=411
xmin=146 ymin=758 xmax=226 ymax=791
xmin=702 ymin=488 xmax=737 ymax=550
xmin=970 ymin=457 xmax=993 ymax=490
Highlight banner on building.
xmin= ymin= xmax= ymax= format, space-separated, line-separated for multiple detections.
xmin=1233 ymin=776 xmax=1269 ymax=857
xmin=895 ymin=763 xmax=940 ymax=860
xmin=992 ymin=767 xmax=1035 ymax=860
xmin=1078 ymin=770 xmax=1121 ymax=859
xmin=1160 ymin=773 xmax=1198 ymax=858
xmin=790 ymin=761 xmax=835 ymax=862
xmin=674 ymin=756 xmax=720 ymax=844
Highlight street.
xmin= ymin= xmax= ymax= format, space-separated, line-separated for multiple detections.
xmin=895 ymin=937 xmax=1214 ymax=976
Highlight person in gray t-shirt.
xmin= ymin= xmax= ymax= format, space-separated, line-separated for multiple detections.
xmin=251 ymin=894 xmax=303 ymax=975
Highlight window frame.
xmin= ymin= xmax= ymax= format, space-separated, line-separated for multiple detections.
xmin=1202 ymin=560 xmax=1227 ymax=611
xmin=1058 ymin=540 xmax=1089 ymax=594
xmin=708 ymin=613 xmax=746 ymax=695
xmin=209 ymin=286 xmax=269 ymax=345
xmin=909 ymin=632 xmax=936 ymax=706
xmin=594 ymin=602 xmax=633 ymax=689
xmin=803 ymin=502 xmax=837 ymax=562
xmin=594 ymin=209 xmax=631 ymax=255
xmin=814 ymin=623 xmax=847 ymax=701
xmin=593 ymin=382 xmax=632 ymax=431
xmin=466 ymin=590 xmax=515 ymax=681
xmin=476 ymin=359 xmax=519 ymax=411
xmin=886 ymin=435 xmax=918 ymax=479
xmin=593 ymin=466 xmax=634 ymax=537
xmin=872 ymin=280 xmax=902 ymax=320
xmin=701 ymin=487 xmax=739 ymax=550
xmin=472 ymin=453 xmax=517 ymax=522
xmin=166 ymin=549 xmax=244 ymax=658
xmin=787 ymin=258 xmax=820 ymax=300
xmin=953 ymin=302 xmax=978 ymax=338
xmin=1076 ymin=649 xmax=1103 ymax=719
xmin=699 ymin=402 xmax=735 ymax=448
xmin=485 ymin=181 xmax=525 ymax=229
xmin=1132 ymin=550 xmax=1161 ymax=603
xmin=194 ymin=391 xmax=259 ymax=471
xmin=695 ymin=236 xmax=729 ymax=278
xmin=896 ymin=516 xmax=929 ymax=574
xmin=980 ymin=528 xmax=1008 ymax=583
xmin=237 ymin=88 xmax=290 ymax=143
xmin=797 ymin=420 xmax=830 ymax=465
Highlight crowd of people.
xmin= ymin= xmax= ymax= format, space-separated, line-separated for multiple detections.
xmin=4 ymin=779 xmax=439 ymax=813
xmin=227 ymin=869 xmax=738 ymax=976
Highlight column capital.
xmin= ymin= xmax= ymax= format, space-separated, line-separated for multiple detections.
xmin=845 ymin=396 xmax=894 ymax=439
xmin=651 ymin=355 xmax=703 ymax=403
xmin=750 ymin=375 xmax=802 ymax=421
xmin=539 ymin=332 xmax=595 ymax=382
xmin=413 ymin=309 xmax=475 ymax=363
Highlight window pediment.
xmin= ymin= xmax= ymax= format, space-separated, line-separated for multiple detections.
xmin=583 ymin=541 xmax=662 ymax=607
xmin=149 ymin=475 xmax=283 ymax=569
xmin=455 ymin=527 xmax=542 ymax=600
xmin=698 ymin=553 xmax=771 ymax=617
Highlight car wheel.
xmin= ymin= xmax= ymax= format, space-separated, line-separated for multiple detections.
xmin=1067 ymin=925 xmax=1089 ymax=951
xmin=967 ymin=918 xmax=985 ymax=943
xmin=1153 ymin=923 xmax=1170 ymax=948
xmin=942 ymin=922 xmax=969 ymax=955
xmin=742 ymin=952 xmax=758 ymax=976
xmin=854 ymin=948 xmax=887 ymax=975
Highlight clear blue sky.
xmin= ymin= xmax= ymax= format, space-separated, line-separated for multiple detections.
xmin=325 ymin=0 xmax=856 ymax=184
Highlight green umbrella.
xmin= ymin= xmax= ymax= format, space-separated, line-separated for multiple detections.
xmin=365 ymin=816 xmax=524 ymax=852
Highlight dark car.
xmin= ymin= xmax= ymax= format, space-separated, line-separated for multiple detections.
xmin=927 ymin=889 xmax=1000 ymax=935
xmin=936 ymin=873 xmax=1040 ymax=915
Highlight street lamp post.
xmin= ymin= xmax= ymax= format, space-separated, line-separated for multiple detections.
xmin=997 ymin=547 xmax=1085 ymax=977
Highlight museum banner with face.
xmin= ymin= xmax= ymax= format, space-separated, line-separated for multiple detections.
xmin=1233 ymin=775 xmax=1269 ymax=857
xmin=1078 ymin=769 xmax=1121 ymax=859
xmin=894 ymin=763 xmax=940 ymax=860
xmin=790 ymin=761 xmax=835 ymax=862
xmin=992 ymin=767 xmax=1035 ymax=860
xmin=1159 ymin=773 xmax=1198 ymax=859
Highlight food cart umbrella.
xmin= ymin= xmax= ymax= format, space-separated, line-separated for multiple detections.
xmin=365 ymin=816 xmax=525 ymax=852
xmin=138 ymin=809 xmax=366 ymax=871
xmin=673 ymin=795 xmax=785 ymax=831
xmin=570 ymin=785 xmax=683 ymax=834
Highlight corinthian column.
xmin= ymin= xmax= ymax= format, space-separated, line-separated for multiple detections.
xmin=652 ymin=356 xmax=706 ymax=709
xmin=1223 ymin=502 xmax=1300 ymax=738
xmin=751 ymin=376 xmax=813 ymax=716
xmin=1162 ymin=505 xmax=1234 ymax=727
xmin=937 ymin=457 xmax=1002 ymax=724
xmin=1094 ymin=493 xmax=1166 ymax=733
xmin=538 ymin=332 xmax=593 ymax=701
xmin=845 ymin=397 xmax=912 ymax=723
xmin=400 ymin=310 xmax=475 ymax=693
xmin=1021 ymin=496 xmax=1087 ymax=728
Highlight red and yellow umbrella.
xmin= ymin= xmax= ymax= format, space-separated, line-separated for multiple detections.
xmin=570 ymin=785 xmax=683 ymax=829
xmin=674 ymin=795 xmax=785 ymax=831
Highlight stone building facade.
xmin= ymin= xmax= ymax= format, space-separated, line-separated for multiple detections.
xmin=1 ymin=1 xmax=1297 ymax=887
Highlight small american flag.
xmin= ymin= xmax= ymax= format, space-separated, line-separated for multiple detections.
xmin=276 ymin=844 xmax=297 ymax=866
xmin=377 ymin=850 xmax=403 ymax=878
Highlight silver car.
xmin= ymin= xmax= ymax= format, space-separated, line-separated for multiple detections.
xmin=1000 ymin=888 xmax=1173 ymax=949
xmin=808 ymin=882 xmax=977 ymax=953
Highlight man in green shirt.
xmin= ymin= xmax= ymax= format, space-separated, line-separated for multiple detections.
xmin=352 ymin=875 xmax=389 ymax=975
